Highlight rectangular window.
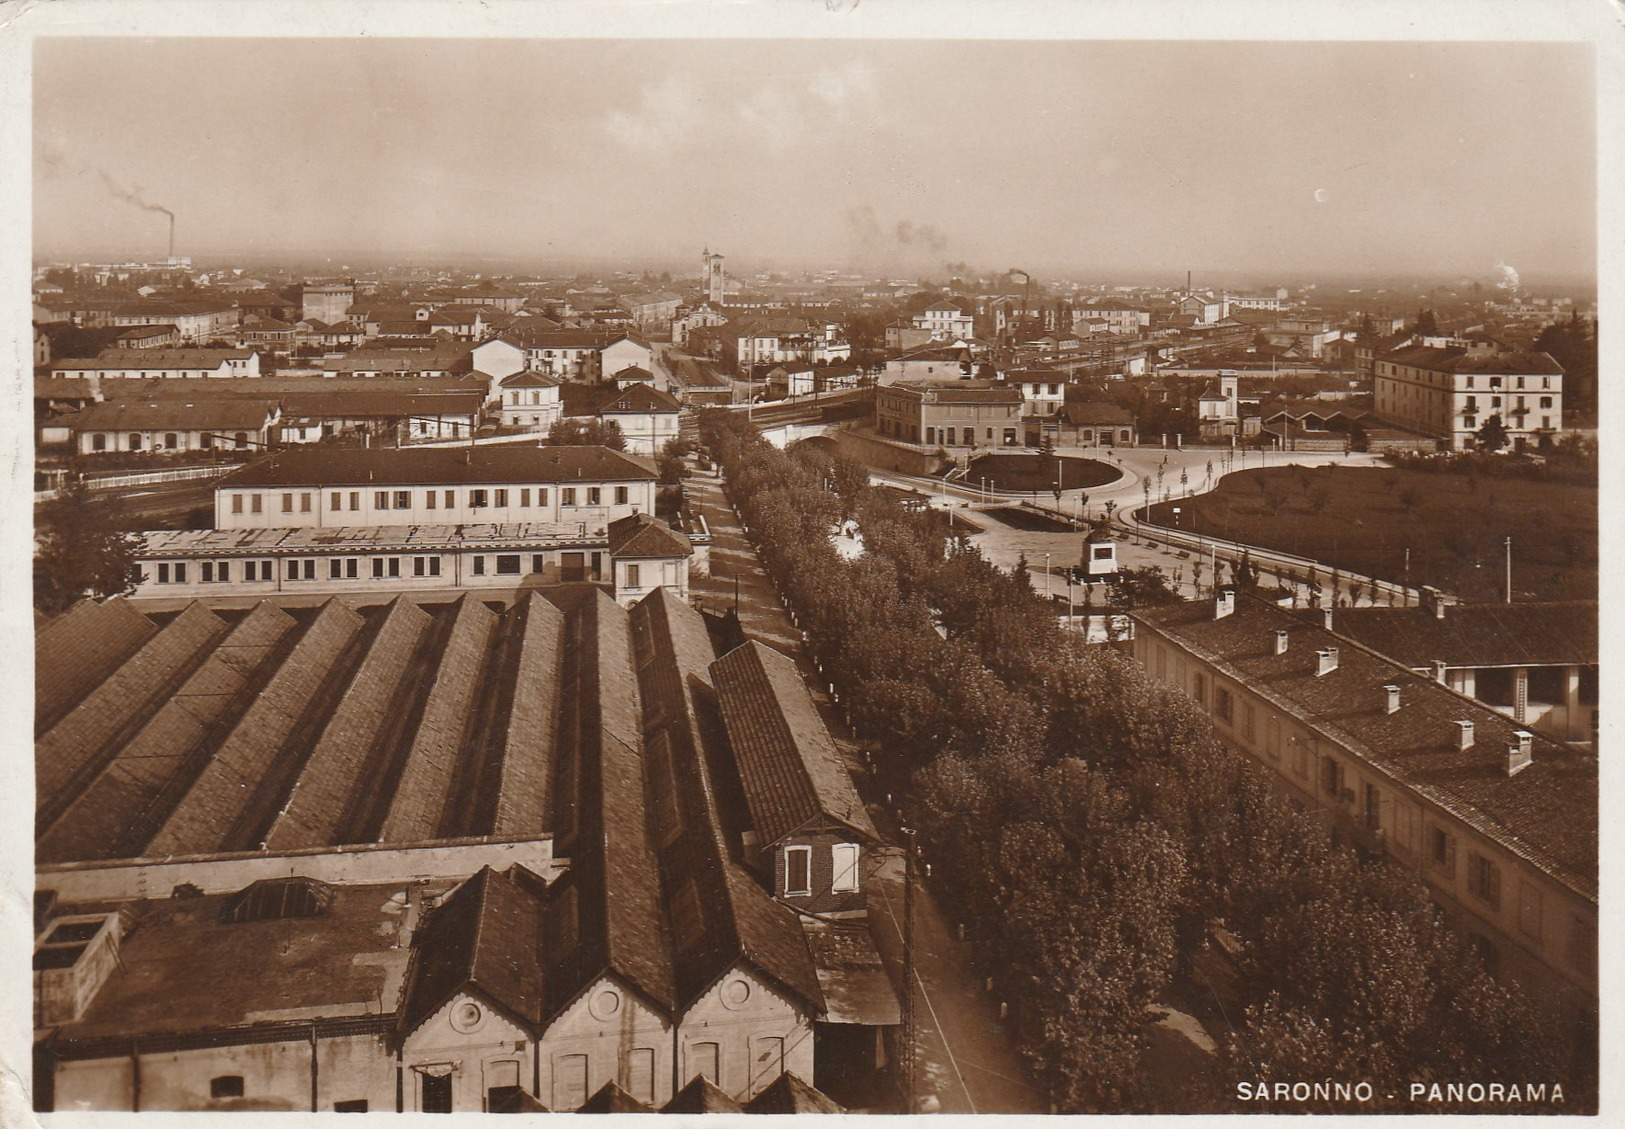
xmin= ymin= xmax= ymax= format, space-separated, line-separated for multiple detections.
xmin=1518 ymin=881 xmax=1543 ymax=940
xmin=1364 ymin=783 xmax=1381 ymax=831
xmin=626 ymin=1048 xmax=655 ymax=1106
xmin=615 ymin=485 xmax=629 ymax=505
xmin=1429 ymin=826 xmax=1457 ymax=877
xmin=785 ymin=845 xmax=812 ymax=896
xmin=349 ymin=491 xmax=360 ymax=511
xmin=495 ymin=488 xmax=509 ymax=507
xmin=210 ymin=1076 xmax=245 ymax=1100
xmin=832 ymin=843 xmax=860 ymax=892
xmin=375 ymin=491 xmax=389 ymax=510
xmin=625 ymin=563 xmax=641 ymax=588
xmin=1467 ymin=852 xmax=1501 ymax=909
xmin=414 ymin=556 xmax=426 ymax=577
xmin=587 ymin=487 xmax=602 ymax=506
xmin=287 ymin=560 xmax=300 ymax=581
xmin=496 ymin=554 xmax=521 ymax=575
xmin=553 ymin=1055 xmax=588 ymax=1112
xmin=537 ymin=488 xmax=548 ymax=507
xmin=470 ymin=488 xmax=488 ymax=508
xmin=1213 ymin=685 xmax=1233 ymax=724
xmin=334 ymin=1100 xmax=368 ymax=1113
xmin=282 ymin=493 xmax=293 ymax=513
xmin=232 ymin=494 xmax=244 ymax=514
xmin=330 ymin=492 xmax=342 ymax=511
xmin=445 ymin=490 xmax=455 ymax=508
xmin=304 ymin=559 xmax=315 ymax=580
xmin=251 ymin=494 xmax=262 ymax=514
xmin=1320 ymin=757 xmax=1344 ymax=798
xmin=521 ymin=488 xmax=531 ymax=507
xmin=426 ymin=491 xmax=437 ymax=510
xmin=331 ymin=559 xmax=343 ymax=579
xmin=372 ymin=558 xmax=384 ymax=579
xmin=395 ymin=490 xmax=410 ymax=510
xmin=1241 ymin=702 xmax=1255 ymax=743
xmin=201 ymin=561 xmax=214 ymax=583
xmin=1192 ymin=672 xmax=1207 ymax=708
xmin=533 ymin=554 xmax=545 ymax=574
xmin=688 ymin=1043 xmax=719 ymax=1087
xmin=300 ymin=493 xmax=311 ymax=513
xmin=473 ymin=556 xmax=486 ymax=576
xmin=243 ymin=560 xmax=257 ymax=582
xmin=383 ymin=558 xmax=397 ymax=578
xmin=562 ymin=488 xmax=577 ymax=507
xmin=157 ymin=562 xmax=170 ymax=584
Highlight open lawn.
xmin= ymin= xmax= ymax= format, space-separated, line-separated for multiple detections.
xmin=1145 ymin=465 xmax=1595 ymax=603
xmin=967 ymin=453 xmax=1118 ymax=493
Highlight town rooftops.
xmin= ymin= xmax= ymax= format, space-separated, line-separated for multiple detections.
xmin=1134 ymin=595 xmax=1596 ymax=902
xmin=710 ymin=640 xmax=878 ymax=848
xmin=606 ymin=513 xmax=692 ymax=560
xmin=216 ymin=445 xmax=658 ymax=489
xmin=1380 ymin=345 xmax=1564 ymax=376
xmin=1057 ymin=401 xmax=1134 ymax=426
xmin=559 ymin=382 xmax=681 ymax=417
xmin=1321 ymin=602 xmax=1597 ymax=669
xmin=50 ymin=348 xmax=256 ymax=371
xmin=138 ymin=522 xmax=602 ymax=557
xmin=115 ymin=324 xmax=179 ymax=340
xmin=50 ymin=398 xmax=279 ymax=433
xmin=886 ymin=380 xmax=1023 ymax=405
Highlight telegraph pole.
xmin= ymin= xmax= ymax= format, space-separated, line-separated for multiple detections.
xmin=1504 ymin=536 xmax=1512 ymax=604
xmin=900 ymin=827 xmax=917 ymax=1113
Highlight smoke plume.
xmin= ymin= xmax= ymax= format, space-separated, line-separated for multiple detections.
xmin=97 ymin=170 xmax=173 ymax=221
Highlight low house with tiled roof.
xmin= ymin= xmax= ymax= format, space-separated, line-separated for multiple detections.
xmin=113 ymin=323 xmax=181 ymax=349
xmin=49 ymin=348 xmax=261 ymax=381
xmin=1024 ymin=398 xmax=1137 ymax=448
xmin=560 ymin=381 xmax=681 ymax=455
xmin=1132 ymin=592 xmax=1596 ymax=1021
xmin=42 ymin=397 xmax=281 ymax=455
xmin=605 ymin=512 xmax=694 ymax=606
xmin=497 ymin=369 xmax=564 ymax=431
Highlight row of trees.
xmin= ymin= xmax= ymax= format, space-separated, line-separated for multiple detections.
xmin=699 ymin=409 xmax=1581 ymax=1112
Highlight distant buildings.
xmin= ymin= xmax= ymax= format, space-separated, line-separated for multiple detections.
xmin=301 ymin=280 xmax=356 ymax=324
xmin=48 ymin=348 xmax=261 ymax=381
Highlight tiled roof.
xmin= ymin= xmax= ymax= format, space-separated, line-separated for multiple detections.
xmin=401 ymin=865 xmax=548 ymax=1036
xmin=606 ymin=513 xmax=692 ymax=560
xmin=1134 ymin=596 xmax=1596 ymax=901
xmin=663 ymin=1077 xmax=743 ymax=1114
xmin=35 ymin=598 xmax=157 ymax=736
xmin=1324 ymin=603 xmax=1597 ymax=669
xmin=37 ymin=602 xmax=299 ymax=865
xmin=746 ymin=1072 xmax=845 ymax=1114
xmin=54 ymin=398 xmax=280 ymax=432
xmin=710 ymin=640 xmax=877 ymax=847
xmin=499 ymin=370 xmax=564 ymax=389
xmin=146 ymin=599 xmax=368 ymax=856
xmin=1380 ymin=345 xmax=1564 ymax=376
xmin=579 ymin=1081 xmax=655 ymax=1113
xmin=1058 ymin=401 xmax=1133 ymax=426
xmin=217 ymin=445 xmax=658 ymax=489
xmin=265 ymin=598 xmax=435 ymax=851
xmin=278 ymin=390 xmax=486 ymax=419
xmin=629 ymin=590 xmax=824 ymax=1012
xmin=543 ymin=587 xmax=675 ymax=1016
xmin=380 ymin=597 xmax=499 ymax=843
xmin=35 ymin=603 xmax=231 ymax=831
xmin=492 ymin=593 xmax=566 ymax=839
xmin=55 ymin=881 xmax=413 ymax=1041
xmin=886 ymin=381 xmax=1022 ymax=405
xmin=50 ymin=348 xmax=254 ymax=371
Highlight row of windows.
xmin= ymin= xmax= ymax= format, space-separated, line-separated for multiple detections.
xmin=782 ymin=842 xmax=861 ymax=896
xmin=90 ymin=431 xmax=251 ymax=452
xmin=1151 ymin=635 xmax=1593 ymax=978
xmin=231 ymin=485 xmax=634 ymax=515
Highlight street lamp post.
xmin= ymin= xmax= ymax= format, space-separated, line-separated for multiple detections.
xmin=1045 ymin=552 xmax=1052 ymax=602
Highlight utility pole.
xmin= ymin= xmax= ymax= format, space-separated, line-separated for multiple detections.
xmin=1504 ymin=536 xmax=1512 ymax=604
xmin=900 ymin=827 xmax=918 ymax=1113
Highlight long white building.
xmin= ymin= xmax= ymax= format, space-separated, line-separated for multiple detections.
xmin=1373 ymin=345 xmax=1563 ymax=451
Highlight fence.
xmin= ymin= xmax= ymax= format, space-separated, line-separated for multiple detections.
xmin=37 ymin=463 xmax=237 ymax=500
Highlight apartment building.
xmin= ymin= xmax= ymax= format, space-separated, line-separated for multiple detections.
xmin=1373 ymin=345 xmax=1563 ymax=450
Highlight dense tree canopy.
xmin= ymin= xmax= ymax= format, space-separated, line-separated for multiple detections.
xmin=699 ymin=410 xmax=1583 ymax=1113
xmin=34 ymin=480 xmax=143 ymax=616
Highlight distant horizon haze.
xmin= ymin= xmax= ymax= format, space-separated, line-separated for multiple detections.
xmin=35 ymin=38 xmax=1595 ymax=286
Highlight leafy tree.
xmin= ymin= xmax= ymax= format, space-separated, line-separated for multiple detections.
xmin=1413 ymin=308 xmax=1439 ymax=335
xmin=545 ymin=417 xmax=626 ymax=449
xmin=1475 ymin=414 xmax=1509 ymax=452
xmin=34 ymin=480 xmax=143 ymax=615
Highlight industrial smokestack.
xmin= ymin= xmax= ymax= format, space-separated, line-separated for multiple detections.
xmin=168 ymin=214 xmax=175 ymax=260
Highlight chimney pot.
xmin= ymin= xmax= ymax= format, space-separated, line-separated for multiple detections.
xmin=1273 ymin=629 xmax=1289 ymax=655
xmin=1505 ymin=732 xmax=1534 ymax=776
xmin=1322 ymin=607 xmax=1334 ymax=631
xmin=1214 ymin=589 xmax=1234 ymax=619
xmin=1315 ymin=647 xmax=1339 ymax=676
xmin=1432 ymin=659 xmax=1449 ymax=684
xmin=1383 ymin=684 xmax=1401 ymax=714
xmin=1455 ymin=720 xmax=1475 ymax=750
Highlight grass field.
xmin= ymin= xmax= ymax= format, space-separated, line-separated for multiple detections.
xmin=967 ymin=453 xmax=1118 ymax=493
xmin=1145 ymin=465 xmax=1596 ymax=603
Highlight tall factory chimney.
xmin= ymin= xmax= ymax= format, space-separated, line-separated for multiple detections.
xmin=168 ymin=214 xmax=175 ymax=260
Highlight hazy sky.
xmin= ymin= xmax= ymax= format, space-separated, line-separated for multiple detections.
xmin=33 ymin=37 xmax=1595 ymax=282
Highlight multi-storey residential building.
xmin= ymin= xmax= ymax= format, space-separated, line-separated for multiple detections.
xmin=1132 ymin=593 xmax=1595 ymax=1023
xmin=520 ymin=331 xmax=605 ymax=380
xmin=911 ymin=300 xmax=975 ymax=340
xmin=301 ymin=280 xmax=355 ymax=324
xmin=212 ymin=446 xmax=659 ymax=533
xmin=1373 ymin=345 xmax=1563 ymax=450
xmin=1076 ymin=299 xmax=1150 ymax=335
xmin=874 ymin=380 xmax=1024 ymax=449
xmin=498 ymin=371 xmax=564 ymax=431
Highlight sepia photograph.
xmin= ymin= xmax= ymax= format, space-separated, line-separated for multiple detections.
xmin=7 ymin=0 xmax=1616 ymax=1119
